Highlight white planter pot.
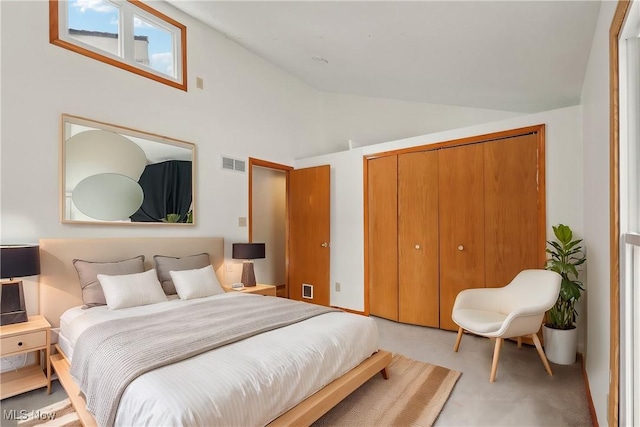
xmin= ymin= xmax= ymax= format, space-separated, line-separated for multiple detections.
xmin=542 ymin=325 xmax=577 ymax=365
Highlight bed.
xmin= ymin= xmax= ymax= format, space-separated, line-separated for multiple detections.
xmin=39 ymin=238 xmax=391 ymax=427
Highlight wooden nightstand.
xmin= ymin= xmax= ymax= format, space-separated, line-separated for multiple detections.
xmin=223 ymin=283 xmax=277 ymax=297
xmin=0 ymin=315 xmax=51 ymax=400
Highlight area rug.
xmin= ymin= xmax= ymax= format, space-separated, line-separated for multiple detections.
xmin=17 ymin=399 xmax=80 ymax=427
xmin=313 ymin=354 xmax=461 ymax=427
xmin=20 ymin=355 xmax=459 ymax=427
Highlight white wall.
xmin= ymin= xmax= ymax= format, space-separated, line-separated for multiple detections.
xmin=296 ymin=106 xmax=584 ymax=325
xmin=317 ymin=92 xmax=522 ymax=155
xmin=581 ymin=1 xmax=617 ymax=425
xmin=0 ymin=1 xmax=531 ymax=310
xmin=0 ymin=1 xmax=319 ymax=292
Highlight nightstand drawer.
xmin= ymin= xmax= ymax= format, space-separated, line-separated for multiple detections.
xmin=1 ymin=331 xmax=47 ymax=355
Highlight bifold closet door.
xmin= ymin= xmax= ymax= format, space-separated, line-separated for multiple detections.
xmin=438 ymin=144 xmax=485 ymax=331
xmin=398 ymin=151 xmax=439 ymax=327
xmin=484 ymin=134 xmax=541 ymax=287
xmin=368 ymin=155 xmax=398 ymax=321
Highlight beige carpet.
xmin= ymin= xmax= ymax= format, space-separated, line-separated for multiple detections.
xmin=313 ymin=354 xmax=461 ymax=427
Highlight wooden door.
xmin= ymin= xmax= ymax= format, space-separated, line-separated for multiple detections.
xmin=438 ymin=144 xmax=485 ymax=331
xmin=367 ymin=156 xmax=398 ymax=321
xmin=289 ymin=165 xmax=330 ymax=306
xmin=484 ymin=134 xmax=541 ymax=288
xmin=398 ymin=151 xmax=440 ymax=327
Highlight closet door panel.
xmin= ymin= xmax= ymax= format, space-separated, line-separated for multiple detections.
xmin=398 ymin=151 xmax=439 ymax=327
xmin=484 ymin=134 xmax=540 ymax=288
xmin=438 ymin=144 xmax=485 ymax=331
xmin=368 ymin=156 xmax=398 ymax=321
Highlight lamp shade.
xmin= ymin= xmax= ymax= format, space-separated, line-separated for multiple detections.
xmin=65 ymin=130 xmax=147 ymax=192
xmin=72 ymin=173 xmax=144 ymax=221
xmin=0 ymin=245 xmax=41 ymax=279
xmin=232 ymin=243 xmax=265 ymax=260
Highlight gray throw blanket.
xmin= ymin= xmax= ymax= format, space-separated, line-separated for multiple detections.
xmin=70 ymin=294 xmax=339 ymax=426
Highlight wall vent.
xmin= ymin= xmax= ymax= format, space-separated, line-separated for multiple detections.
xmin=234 ymin=159 xmax=246 ymax=172
xmin=302 ymin=283 xmax=313 ymax=300
xmin=221 ymin=156 xmax=246 ymax=173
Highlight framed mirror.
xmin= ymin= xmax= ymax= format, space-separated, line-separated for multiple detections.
xmin=61 ymin=114 xmax=196 ymax=225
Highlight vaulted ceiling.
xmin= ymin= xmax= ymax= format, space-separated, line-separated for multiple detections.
xmin=169 ymin=1 xmax=601 ymax=113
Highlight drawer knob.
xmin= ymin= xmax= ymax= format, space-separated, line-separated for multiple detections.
xmin=17 ymin=341 xmax=23 ymax=346
xmin=458 ymin=245 xmax=464 ymax=251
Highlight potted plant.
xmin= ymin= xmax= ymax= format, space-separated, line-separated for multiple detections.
xmin=542 ymin=224 xmax=586 ymax=364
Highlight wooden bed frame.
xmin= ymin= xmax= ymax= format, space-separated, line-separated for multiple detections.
xmin=40 ymin=238 xmax=391 ymax=427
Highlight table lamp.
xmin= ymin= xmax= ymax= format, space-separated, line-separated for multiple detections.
xmin=232 ymin=243 xmax=265 ymax=287
xmin=0 ymin=245 xmax=40 ymax=325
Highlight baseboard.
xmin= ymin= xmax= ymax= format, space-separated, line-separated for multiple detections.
xmin=578 ymin=352 xmax=598 ymax=427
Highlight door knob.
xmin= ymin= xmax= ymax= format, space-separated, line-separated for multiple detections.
xmin=458 ymin=245 xmax=464 ymax=251
xmin=414 ymin=244 xmax=421 ymax=249
xmin=321 ymin=242 xmax=329 ymax=248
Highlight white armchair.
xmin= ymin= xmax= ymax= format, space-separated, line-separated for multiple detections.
xmin=452 ymin=269 xmax=561 ymax=382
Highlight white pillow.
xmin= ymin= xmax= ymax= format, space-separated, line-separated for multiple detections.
xmin=169 ymin=265 xmax=224 ymax=300
xmin=97 ymin=269 xmax=167 ymax=310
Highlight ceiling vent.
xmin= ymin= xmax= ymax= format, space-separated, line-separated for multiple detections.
xmin=221 ymin=156 xmax=246 ymax=173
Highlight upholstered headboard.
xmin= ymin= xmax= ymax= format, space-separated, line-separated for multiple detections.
xmin=39 ymin=237 xmax=224 ymax=327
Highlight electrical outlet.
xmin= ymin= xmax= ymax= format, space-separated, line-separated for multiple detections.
xmin=335 ymin=282 xmax=341 ymax=292
xmin=225 ymin=263 xmax=234 ymax=273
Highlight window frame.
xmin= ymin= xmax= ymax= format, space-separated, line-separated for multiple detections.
xmin=49 ymin=0 xmax=187 ymax=91
xmin=617 ymin=4 xmax=640 ymax=427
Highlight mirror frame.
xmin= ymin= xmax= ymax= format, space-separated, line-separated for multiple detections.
xmin=60 ymin=114 xmax=196 ymax=226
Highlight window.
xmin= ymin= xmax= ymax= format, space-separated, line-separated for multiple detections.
xmin=50 ymin=0 xmax=187 ymax=91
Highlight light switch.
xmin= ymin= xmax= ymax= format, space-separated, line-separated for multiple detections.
xmin=196 ymin=77 xmax=204 ymax=89
xmin=238 ymin=217 xmax=247 ymax=227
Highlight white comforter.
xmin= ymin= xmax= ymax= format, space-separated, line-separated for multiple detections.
xmin=59 ymin=293 xmax=379 ymax=426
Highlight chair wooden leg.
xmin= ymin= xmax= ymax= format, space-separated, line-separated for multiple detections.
xmin=531 ymin=333 xmax=553 ymax=376
xmin=517 ymin=337 xmax=522 ymax=348
xmin=380 ymin=367 xmax=389 ymax=380
xmin=490 ymin=337 xmax=502 ymax=382
xmin=454 ymin=327 xmax=464 ymax=352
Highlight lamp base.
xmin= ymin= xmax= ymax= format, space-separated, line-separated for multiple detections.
xmin=241 ymin=261 xmax=256 ymax=287
xmin=1 ymin=280 xmax=28 ymax=325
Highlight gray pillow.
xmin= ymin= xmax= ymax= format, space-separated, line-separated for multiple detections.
xmin=72 ymin=255 xmax=146 ymax=308
xmin=154 ymin=253 xmax=211 ymax=295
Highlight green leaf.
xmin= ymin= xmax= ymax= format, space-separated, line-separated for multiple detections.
xmin=548 ymin=241 xmax=563 ymax=251
xmin=163 ymin=213 xmax=182 ymax=223
xmin=553 ymin=224 xmax=573 ymax=244
xmin=565 ymin=240 xmax=580 ymax=250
